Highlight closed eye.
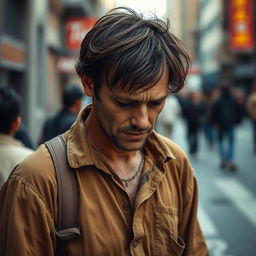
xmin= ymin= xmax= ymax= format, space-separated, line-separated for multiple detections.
xmin=116 ymin=100 xmax=137 ymax=107
xmin=148 ymin=101 xmax=164 ymax=107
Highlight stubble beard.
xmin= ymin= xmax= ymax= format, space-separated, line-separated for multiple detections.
xmin=113 ymin=135 xmax=148 ymax=152
xmin=100 ymin=121 xmax=151 ymax=152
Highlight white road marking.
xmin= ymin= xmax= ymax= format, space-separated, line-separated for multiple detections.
xmin=198 ymin=205 xmax=231 ymax=256
xmin=206 ymin=238 xmax=232 ymax=256
xmin=215 ymin=178 xmax=256 ymax=226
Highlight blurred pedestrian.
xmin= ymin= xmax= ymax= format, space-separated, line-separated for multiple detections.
xmin=14 ymin=122 xmax=35 ymax=150
xmin=201 ymin=89 xmax=219 ymax=148
xmin=0 ymin=87 xmax=34 ymax=187
xmin=246 ymin=84 xmax=256 ymax=154
xmin=38 ymin=84 xmax=83 ymax=144
xmin=211 ymin=82 xmax=242 ymax=171
xmin=183 ymin=92 xmax=204 ymax=155
xmin=156 ymin=93 xmax=181 ymax=138
xmin=0 ymin=8 xmax=208 ymax=256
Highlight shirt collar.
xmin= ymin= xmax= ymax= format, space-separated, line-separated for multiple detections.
xmin=146 ymin=131 xmax=176 ymax=162
xmin=67 ymin=106 xmax=176 ymax=169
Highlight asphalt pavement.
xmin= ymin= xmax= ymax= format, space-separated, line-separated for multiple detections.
xmin=171 ymin=118 xmax=256 ymax=256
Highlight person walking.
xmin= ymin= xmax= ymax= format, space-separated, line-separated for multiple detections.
xmin=183 ymin=92 xmax=204 ymax=155
xmin=0 ymin=8 xmax=208 ymax=256
xmin=14 ymin=122 xmax=35 ymax=150
xmin=38 ymin=84 xmax=83 ymax=143
xmin=246 ymin=84 xmax=256 ymax=154
xmin=156 ymin=93 xmax=181 ymax=138
xmin=0 ymin=87 xmax=34 ymax=187
xmin=211 ymin=82 xmax=242 ymax=171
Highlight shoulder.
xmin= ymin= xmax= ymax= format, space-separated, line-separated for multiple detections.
xmin=59 ymin=110 xmax=76 ymax=126
xmin=45 ymin=112 xmax=57 ymax=124
xmin=12 ymin=145 xmax=34 ymax=157
xmin=6 ymin=144 xmax=57 ymax=213
xmin=155 ymin=133 xmax=188 ymax=161
xmin=0 ymin=137 xmax=33 ymax=164
xmin=13 ymin=144 xmax=56 ymax=185
xmin=152 ymin=132 xmax=193 ymax=177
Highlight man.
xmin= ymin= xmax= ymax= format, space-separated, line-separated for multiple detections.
xmin=183 ymin=92 xmax=204 ymax=155
xmin=211 ymin=82 xmax=242 ymax=171
xmin=39 ymin=84 xmax=83 ymax=143
xmin=0 ymin=8 xmax=208 ymax=255
xmin=0 ymin=87 xmax=33 ymax=187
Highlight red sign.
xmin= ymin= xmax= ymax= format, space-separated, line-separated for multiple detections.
xmin=229 ymin=0 xmax=254 ymax=50
xmin=66 ymin=17 xmax=98 ymax=50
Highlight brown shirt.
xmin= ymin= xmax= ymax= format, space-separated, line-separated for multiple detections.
xmin=0 ymin=107 xmax=208 ymax=256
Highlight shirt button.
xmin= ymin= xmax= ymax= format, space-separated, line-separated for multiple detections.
xmin=123 ymin=204 xmax=130 ymax=211
xmin=133 ymin=240 xmax=139 ymax=248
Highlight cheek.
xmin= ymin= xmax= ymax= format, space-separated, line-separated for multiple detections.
xmin=99 ymin=108 xmax=114 ymax=126
xmin=96 ymin=100 xmax=129 ymax=130
xmin=98 ymin=107 xmax=125 ymax=130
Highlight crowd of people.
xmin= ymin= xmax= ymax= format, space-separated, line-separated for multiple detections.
xmin=0 ymin=85 xmax=84 ymax=186
xmin=156 ymin=80 xmax=256 ymax=172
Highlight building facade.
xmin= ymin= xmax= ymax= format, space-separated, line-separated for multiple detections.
xmin=198 ymin=0 xmax=256 ymax=93
xmin=0 ymin=0 xmax=110 ymax=144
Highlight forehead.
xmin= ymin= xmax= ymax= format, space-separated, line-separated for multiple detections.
xmin=102 ymin=65 xmax=169 ymax=100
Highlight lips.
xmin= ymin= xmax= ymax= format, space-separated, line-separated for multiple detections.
xmin=122 ymin=131 xmax=147 ymax=140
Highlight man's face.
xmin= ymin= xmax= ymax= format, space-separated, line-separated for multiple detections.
xmin=93 ymin=67 xmax=169 ymax=152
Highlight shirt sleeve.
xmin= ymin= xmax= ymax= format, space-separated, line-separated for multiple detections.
xmin=0 ymin=174 xmax=56 ymax=256
xmin=178 ymin=165 xmax=209 ymax=256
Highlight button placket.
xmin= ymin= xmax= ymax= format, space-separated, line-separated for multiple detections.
xmin=133 ymin=240 xmax=139 ymax=248
xmin=122 ymin=203 xmax=131 ymax=211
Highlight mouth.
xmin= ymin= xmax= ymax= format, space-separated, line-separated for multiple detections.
xmin=122 ymin=131 xmax=147 ymax=140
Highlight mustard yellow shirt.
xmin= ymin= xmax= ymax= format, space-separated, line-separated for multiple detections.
xmin=0 ymin=107 xmax=208 ymax=256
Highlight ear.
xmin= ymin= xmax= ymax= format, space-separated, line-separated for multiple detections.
xmin=81 ymin=75 xmax=94 ymax=97
xmin=10 ymin=116 xmax=21 ymax=135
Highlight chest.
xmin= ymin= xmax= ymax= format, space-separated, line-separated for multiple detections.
xmin=66 ymin=166 xmax=183 ymax=255
xmin=123 ymin=173 xmax=141 ymax=205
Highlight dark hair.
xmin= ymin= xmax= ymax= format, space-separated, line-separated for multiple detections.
xmin=0 ymin=87 xmax=21 ymax=134
xmin=63 ymin=85 xmax=84 ymax=108
xmin=75 ymin=7 xmax=191 ymax=99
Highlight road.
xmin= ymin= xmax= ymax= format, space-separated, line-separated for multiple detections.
xmin=171 ymin=118 xmax=256 ymax=256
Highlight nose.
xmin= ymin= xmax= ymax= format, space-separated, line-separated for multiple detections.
xmin=130 ymin=105 xmax=149 ymax=130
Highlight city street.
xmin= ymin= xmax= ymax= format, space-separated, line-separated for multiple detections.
xmin=172 ymin=118 xmax=256 ymax=256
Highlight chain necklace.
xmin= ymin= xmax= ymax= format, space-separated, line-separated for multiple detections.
xmin=84 ymin=121 xmax=144 ymax=187
xmin=120 ymin=152 xmax=144 ymax=187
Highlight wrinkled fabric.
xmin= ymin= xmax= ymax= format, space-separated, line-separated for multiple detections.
xmin=0 ymin=106 xmax=208 ymax=256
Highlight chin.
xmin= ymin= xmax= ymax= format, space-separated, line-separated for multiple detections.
xmin=116 ymin=141 xmax=146 ymax=152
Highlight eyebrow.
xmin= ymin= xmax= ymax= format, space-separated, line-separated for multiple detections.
xmin=113 ymin=95 xmax=168 ymax=103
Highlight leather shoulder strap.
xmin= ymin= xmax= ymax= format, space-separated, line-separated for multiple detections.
xmin=45 ymin=135 xmax=81 ymax=252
